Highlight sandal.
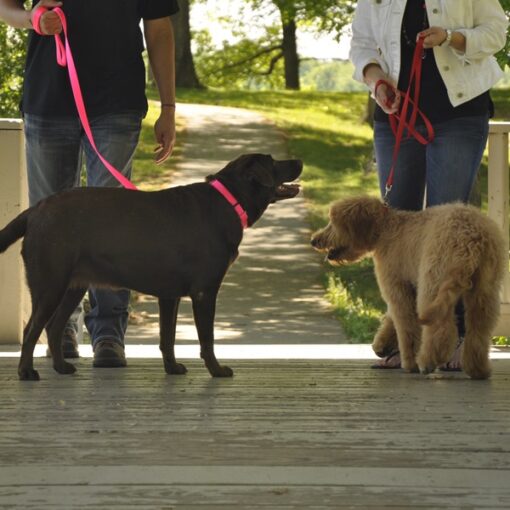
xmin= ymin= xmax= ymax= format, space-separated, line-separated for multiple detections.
xmin=439 ymin=337 xmax=464 ymax=372
xmin=371 ymin=349 xmax=401 ymax=369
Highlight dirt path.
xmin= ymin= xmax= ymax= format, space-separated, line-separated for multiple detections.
xmin=125 ymin=103 xmax=345 ymax=346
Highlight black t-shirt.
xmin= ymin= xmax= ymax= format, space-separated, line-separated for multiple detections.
xmin=374 ymin=0 xmax=492 ymax=124
xmin=21 ymin=0 xmax=179 ymax=117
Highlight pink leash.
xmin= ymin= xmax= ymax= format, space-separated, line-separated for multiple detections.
xmin=32 ymin=6 xmax=138 ymax=190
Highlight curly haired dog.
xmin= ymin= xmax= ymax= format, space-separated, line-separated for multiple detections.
xmin=311 ymin=196 xmax=506 ymax=379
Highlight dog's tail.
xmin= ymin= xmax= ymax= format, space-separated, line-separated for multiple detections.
xmin=0 ymin=209 xmax=30 ymax=254
xmin=419 ymin=271 xmax=472 ymax=326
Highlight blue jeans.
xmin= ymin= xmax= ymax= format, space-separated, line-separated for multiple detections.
xmin=374 ymin=115 xmax=489 ymax=209
xmin=24 ymin=112 xmax=142 ymax=347
xmin=374 ymin=114 xmax=489 ymax=337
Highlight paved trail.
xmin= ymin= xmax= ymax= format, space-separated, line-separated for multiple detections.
xmin=125 ymin=103 xmax=346 ymax=346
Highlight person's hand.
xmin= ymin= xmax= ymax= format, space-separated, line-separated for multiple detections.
xmin=374 ymin=80 xmax=401 ymax=115
xmin=418 ymin=27 xmax=448 ymax=49
xmin=31 ymin=0 xmax=63 ymax=35
xmin=153 ymin=108 xmax=176 ymax=165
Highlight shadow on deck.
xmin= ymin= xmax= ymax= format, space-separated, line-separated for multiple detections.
xmin=1 ymin=348 xmax=509 ymax=509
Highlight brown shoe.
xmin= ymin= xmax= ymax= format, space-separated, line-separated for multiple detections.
xmin=93 ymin=339 xmax=127 ymax=368
xmin=46 ymin=329 xmax=80 ymax=359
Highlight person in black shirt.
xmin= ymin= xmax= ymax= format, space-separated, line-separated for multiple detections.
xmin=350 ymin=0 xmax=507 ymax=370
xmin=0 ymin=0 xmax=180 ymax=366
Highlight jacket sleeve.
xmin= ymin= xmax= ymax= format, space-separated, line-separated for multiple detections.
xmin=453 ymin=0 xmax=508 ymax=63
xmin=349 ymin=0 xmax=389 ymax=83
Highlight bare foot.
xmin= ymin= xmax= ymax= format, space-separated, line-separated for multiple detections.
xmin=439 ymin=337 xmax=464 ymax=372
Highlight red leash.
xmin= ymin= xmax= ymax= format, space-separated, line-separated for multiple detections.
xmin=375 ymin=36 xmax=434 ymax=202
xmin=32 ymin=6 xmax=138 ymax=190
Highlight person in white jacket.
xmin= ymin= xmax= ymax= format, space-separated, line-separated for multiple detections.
xmin=350 ymin=0 xmax=508 ymax=369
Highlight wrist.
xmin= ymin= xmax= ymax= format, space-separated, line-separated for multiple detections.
xmin=440 ymin=28 xmax=452 ymax=46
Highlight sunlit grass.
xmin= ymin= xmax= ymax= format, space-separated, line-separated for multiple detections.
xmin=140 ymin=86 xmax=510 ymax=344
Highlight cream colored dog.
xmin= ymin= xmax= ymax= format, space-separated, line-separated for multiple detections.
xmin=311 ymin=196 xmax=506 ymax=379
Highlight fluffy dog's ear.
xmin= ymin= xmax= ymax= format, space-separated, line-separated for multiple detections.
xmin=331 ymin=197 xmax=384 ymax=249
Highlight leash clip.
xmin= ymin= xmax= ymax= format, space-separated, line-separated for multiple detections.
xmin=383 ymin=184 xmax=392 ymax=204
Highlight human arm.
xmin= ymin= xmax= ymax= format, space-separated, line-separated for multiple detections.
xmin=0 ymin=0 xmax=62 ymax=34
xmin=349 ymin=0 xmax=400 ymax=115
xmin=420 ymin=1 xmax=507 ymax=60
xmin=144 ymin=16 xmax=176 ymax=164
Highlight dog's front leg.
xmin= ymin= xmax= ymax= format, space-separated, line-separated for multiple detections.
xmin=191 ymin=291 xmax=233 ymax=377
xmin=372 ymin=314 xmax=398 ymax=357
xmin=159 ymin=297 xmax=187 ymax=375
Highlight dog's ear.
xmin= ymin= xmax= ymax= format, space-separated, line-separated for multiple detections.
xmin=248 ymin=155 xmax=275 ymax=187
xmin=332 ymin=197 xmax=383 ymax=249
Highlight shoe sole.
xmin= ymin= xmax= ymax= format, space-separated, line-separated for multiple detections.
xmin=93 ymin=359 xmax=127 ymax=368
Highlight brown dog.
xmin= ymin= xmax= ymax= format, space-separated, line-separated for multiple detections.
xmin=0 ymin=154 xmax=302 ymax=380
xmin=311 ymin=196 xmax=506 ymax=379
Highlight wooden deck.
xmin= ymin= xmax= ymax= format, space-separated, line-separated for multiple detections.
xmin=1 ymin=350 xmax=510 ymax=508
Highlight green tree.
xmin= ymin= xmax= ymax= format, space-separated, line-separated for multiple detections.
xmin=194 ymin=0 xmax=354 ymax=91
xmin=0 ymin=25 xmax=27 ymax=117
xmin=496 ymin=0 xmax=510 ymax=69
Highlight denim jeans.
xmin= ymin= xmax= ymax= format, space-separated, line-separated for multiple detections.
xmin=374 ymin=115 xmax=489 ymax=209
xmin=374 ymin=114 xmax=489 ymax=337
xmin=24 ymin=112 xmax=142 ymax=347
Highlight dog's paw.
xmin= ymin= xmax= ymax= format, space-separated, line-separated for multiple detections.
xmin=418 ymin=363 xmax=436 ymax=375
xmin=18 ymin=368 xmax=40 ymax=381
xmin=54 ymin=362 xmax=77 ymax=375
xmin=211 ymin=365 xmax=234 ymax=378
xmin=164 ymin=361 xmax=188 ymax=375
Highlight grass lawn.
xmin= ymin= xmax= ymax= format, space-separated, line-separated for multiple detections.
xmin=139 ymin=87 xmax=510 ymax=344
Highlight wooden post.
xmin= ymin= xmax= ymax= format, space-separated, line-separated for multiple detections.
xmin=488 ymin=121 xmax=510 ymax=336
xmin=0 ymin=119 xmax=29 ymax=344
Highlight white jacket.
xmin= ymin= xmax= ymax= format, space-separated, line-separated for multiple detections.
xmin=350 ymin=0 xmax=508 ymax=107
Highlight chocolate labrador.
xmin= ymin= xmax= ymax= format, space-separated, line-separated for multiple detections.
xmin=0 ymin=153 xmax=302 ymax=380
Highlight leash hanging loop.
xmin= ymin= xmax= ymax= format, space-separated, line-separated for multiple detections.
xmin=32 ymin=6 xmax=138 ymax=191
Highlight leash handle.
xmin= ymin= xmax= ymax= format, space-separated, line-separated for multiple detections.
xmin=380 ymin=36 xmax=434 ymax=202
xmin=32 ymin=6 xmax=138 ymax=191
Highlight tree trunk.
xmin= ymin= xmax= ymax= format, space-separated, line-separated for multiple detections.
xmin=171 ymin=0 xmax=203 ymax=89
xmin=281 ymin=18 xmax=300 ymax=90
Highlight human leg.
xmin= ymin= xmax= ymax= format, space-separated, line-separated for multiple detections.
xmin=373 ymin=120 xmax=427 ymax=210
xmin=426 ymin=114 xmax=490 ymax=365
xmin=81 ymin=112 xmax=142 ymax=358
xmin=24 ymin=114 xmax=83 ymax=354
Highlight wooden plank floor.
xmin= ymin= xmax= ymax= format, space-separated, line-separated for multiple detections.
xmin=1 ymin=355 xmax=510 ymax=509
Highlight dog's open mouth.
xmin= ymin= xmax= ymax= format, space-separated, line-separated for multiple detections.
xmin=327 ymin=247 xmax=343 ymax=261
xmin=274 ymin=183 xmax=300 ymax=200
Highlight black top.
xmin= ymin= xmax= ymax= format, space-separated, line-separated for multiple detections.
xmin=21 ymin=0 xmax=179 ymax=117
xmin=374 ymin=0 xmax=492 ymax=124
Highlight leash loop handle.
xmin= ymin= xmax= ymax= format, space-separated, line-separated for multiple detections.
xmin=32 ymin=6 xmax=138 ymax=191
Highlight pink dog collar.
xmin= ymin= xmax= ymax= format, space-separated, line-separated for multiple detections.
xmin=209 ymin=180 xmax=249 ymax=229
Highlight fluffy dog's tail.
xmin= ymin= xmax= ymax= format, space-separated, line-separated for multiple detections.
xmin=419 ymin=271 xmax=471 ymax=325
xmin=0 ymin=209 xmax=30 ymax=254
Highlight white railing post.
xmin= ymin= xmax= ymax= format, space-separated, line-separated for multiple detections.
xmin=0 ymin=119 xmax=29 ymax=344
xmin=488 ymin=121 xmax=510 ymax=336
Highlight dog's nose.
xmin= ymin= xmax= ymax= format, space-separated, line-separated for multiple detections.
xmin=310 ymin=237 xmax=318 ymax=247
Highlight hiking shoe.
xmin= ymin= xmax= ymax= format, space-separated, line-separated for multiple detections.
xmin=93 ymin=339 xmax=127 ymax=368
xmin=45 ymin=329 xmax=80 ymax=359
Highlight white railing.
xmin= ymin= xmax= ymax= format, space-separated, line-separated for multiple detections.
xmin=0 ymin=119 xmax=29 ymax=344
xmin=0 ymin=120 xmax=509 ymax=343
xmin=488 ymin=121 xmax=510 ymax=336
